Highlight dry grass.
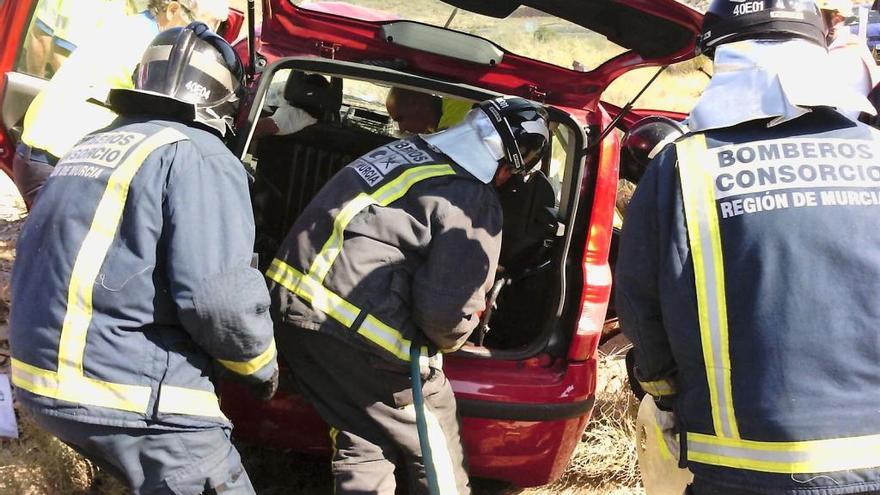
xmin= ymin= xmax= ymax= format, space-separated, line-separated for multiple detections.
xmin=0 ymin=412 xmax=125 ymax=495
xmin=524 ymin=344 xmax=644 ymax=495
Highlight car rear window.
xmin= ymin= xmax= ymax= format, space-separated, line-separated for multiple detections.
xmin=291 ymin=0 xmax=629 ymax=72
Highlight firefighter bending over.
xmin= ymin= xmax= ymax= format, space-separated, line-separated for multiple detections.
xmin=9 ymin=23 xmax=277 ymax=495
xmin=616 ymin=1 xmax=880 ymax=494
xmin=268 ymin=97 xmax=549 ymax=494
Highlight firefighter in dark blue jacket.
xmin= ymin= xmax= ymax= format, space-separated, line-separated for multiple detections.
xmin=617 ymin=1 xmax=880 ymax=494
xmin=9 ymin=23 xmax=277 ymax=495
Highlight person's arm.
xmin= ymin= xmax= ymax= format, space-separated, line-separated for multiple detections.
xmin=411 ymin=182 xmax=502 ymax=352
xmin=616 ymin=150 xmax=677 ymax=402
xmin=164 ymin=142 xmax=277 ymax=385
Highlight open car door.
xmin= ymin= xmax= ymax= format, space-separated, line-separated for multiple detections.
xmin=0 ymin=0 xmax=41 ymax=177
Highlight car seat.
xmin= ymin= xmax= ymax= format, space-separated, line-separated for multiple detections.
xmin=251 ymin=72 xmax=393 ymax=270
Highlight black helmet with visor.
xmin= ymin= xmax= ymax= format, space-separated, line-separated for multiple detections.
xmin=477 ymin=97 xmax=550 ymax=175
xmin=109 ymin=22 xmax=245 ymax=135
xmin=699 ymin=0 xmax=827 ymax=57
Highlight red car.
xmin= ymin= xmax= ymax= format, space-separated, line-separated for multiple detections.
xmin=0 ymin=0 xmax=702 ymax=488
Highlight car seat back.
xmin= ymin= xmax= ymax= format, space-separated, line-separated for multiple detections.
xmin=252 ymin=75 xmax=393 ymax=268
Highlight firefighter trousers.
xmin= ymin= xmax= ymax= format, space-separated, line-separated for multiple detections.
xmin=24 ymin=406 xmax=255 ymax=495
xmin=12 ymin=142 xmax=55 ymax=209
xmin=278 ymin=327 xmax=471 ymax=494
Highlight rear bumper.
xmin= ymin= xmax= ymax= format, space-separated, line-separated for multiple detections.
xmin=220 ymin=358 xmax=597 ymax=488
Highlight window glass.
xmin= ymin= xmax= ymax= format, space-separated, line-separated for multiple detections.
xmin=603 ymin=57 xmax=711 ymax=113
xmin=16 ymin=0 xmax=136 ymax=79
xmin=290 ymin=0 xmax=627 ymax=72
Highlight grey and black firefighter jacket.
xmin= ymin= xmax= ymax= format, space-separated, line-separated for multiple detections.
xmin=616 ymin=109 xmax=880 ymax=494
xmin=9 ymin=117 xmax=277 ymax=430
xmin=268 ymin=137 xmax=502 ymax=364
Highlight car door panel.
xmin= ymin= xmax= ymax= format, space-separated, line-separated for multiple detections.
xmin=3 ymin=72 xmax=44 ymax=142
xmin=0 ymin=0 xmax=38 ymax=175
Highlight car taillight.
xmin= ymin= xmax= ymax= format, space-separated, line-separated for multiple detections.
xmin=568 ymin=130 xmax=619 ymax=362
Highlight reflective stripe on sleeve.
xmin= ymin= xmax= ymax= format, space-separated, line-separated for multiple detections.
xmin=639 ymin=378 xmax=677 ymax=397
xmin=677 ymin=135 xmax=739 ymax=440
xmin=217 ymin=340 xmax=277 ymax=376
xmin=687 ymin=432 xmax=880 ymax=474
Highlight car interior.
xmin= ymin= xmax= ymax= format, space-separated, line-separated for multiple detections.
xmin=240 ymin=59 xmax=588 ymax=359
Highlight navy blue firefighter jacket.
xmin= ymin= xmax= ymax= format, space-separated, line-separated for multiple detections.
xmin=9 ymin=116 xmax=277 ymax=430
xmin=616 ymin=109 xmax=880 ymax=494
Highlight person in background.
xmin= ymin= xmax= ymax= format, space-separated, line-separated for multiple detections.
xmin=385 ymin=86 xmax=472 ymax=134
xmin=617 ymin=0 xmax=880 ymax=494
xmin=820 ymin=0 xmax=880 ymax=118
xmin=9 ymin=23 xmax=276 ymax=495
xmin=252 ymin=72 xmax=333 ymax=138
xmin=13 ymin=0 xmax=228 ymax=208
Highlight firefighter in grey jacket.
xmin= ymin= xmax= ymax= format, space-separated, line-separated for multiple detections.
xmin=268 ymin=97 xmax=549 ymax=494
xmin=9 ymin=23 xmax=276 ymax=494
xmin=616 ymin=2 xmax=880 ymax=495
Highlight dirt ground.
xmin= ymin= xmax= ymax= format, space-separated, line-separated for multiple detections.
xmin=0 ymin=173 xmax=644 ymax=494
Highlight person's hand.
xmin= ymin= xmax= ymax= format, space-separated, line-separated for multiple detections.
xmin=653 ymin=402 xmax=680 ymax=459
xmin=250 ymin=367 xmax=279 ymax=402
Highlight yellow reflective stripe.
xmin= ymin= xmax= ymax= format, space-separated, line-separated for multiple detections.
xmin=21 ymin=128 xmax=189 ymax=414
xmin=217 ymin=340 xmax=277 ymax=376
xmin=57 ymin=128 xmax=187 ymax=386
xmin=271 ymin=163 xmax=457 ymax=362
xmin=653 ymin=418 xmax=674 ymax=461
xmin=309 ymin=194 xmax=376 ymax=283
xmin=13 ymin=358 xmax=225 ymax=417
xmin=11 ymin=358 xmax=60 ymax=398
xmin=268 ymin=259 xmax=427 ymax=362
xmin=639 ymin=378 xmax=677 ymax=397
xmin=687 ymin=432 xmax=880 ymax=474
xmin=12 ymin=358 xmax=151 ymax=413
xmin=308 ymin=164 xmax=456 ymax=283
xmin=267 ymin=259 xmax=360 ymax=327
xmin=677 ymin=136 xmax=739 ymax=440
xmin=329 ymin=426 xmax=340 ymax=463
xmin=358 ymin=315 xmax=417 ymax=362
xmin=157 ymin=385 xmax=226 ymax=418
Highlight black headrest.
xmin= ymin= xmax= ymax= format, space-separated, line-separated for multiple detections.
xmin=283 ymin=71 xmax=342 ymax=120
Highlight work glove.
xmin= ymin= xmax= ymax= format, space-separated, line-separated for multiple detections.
xmin=249 ymin=367 xmax=279 ymax=402
xmin=653 ymin=403 xmax=680 ymax=460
